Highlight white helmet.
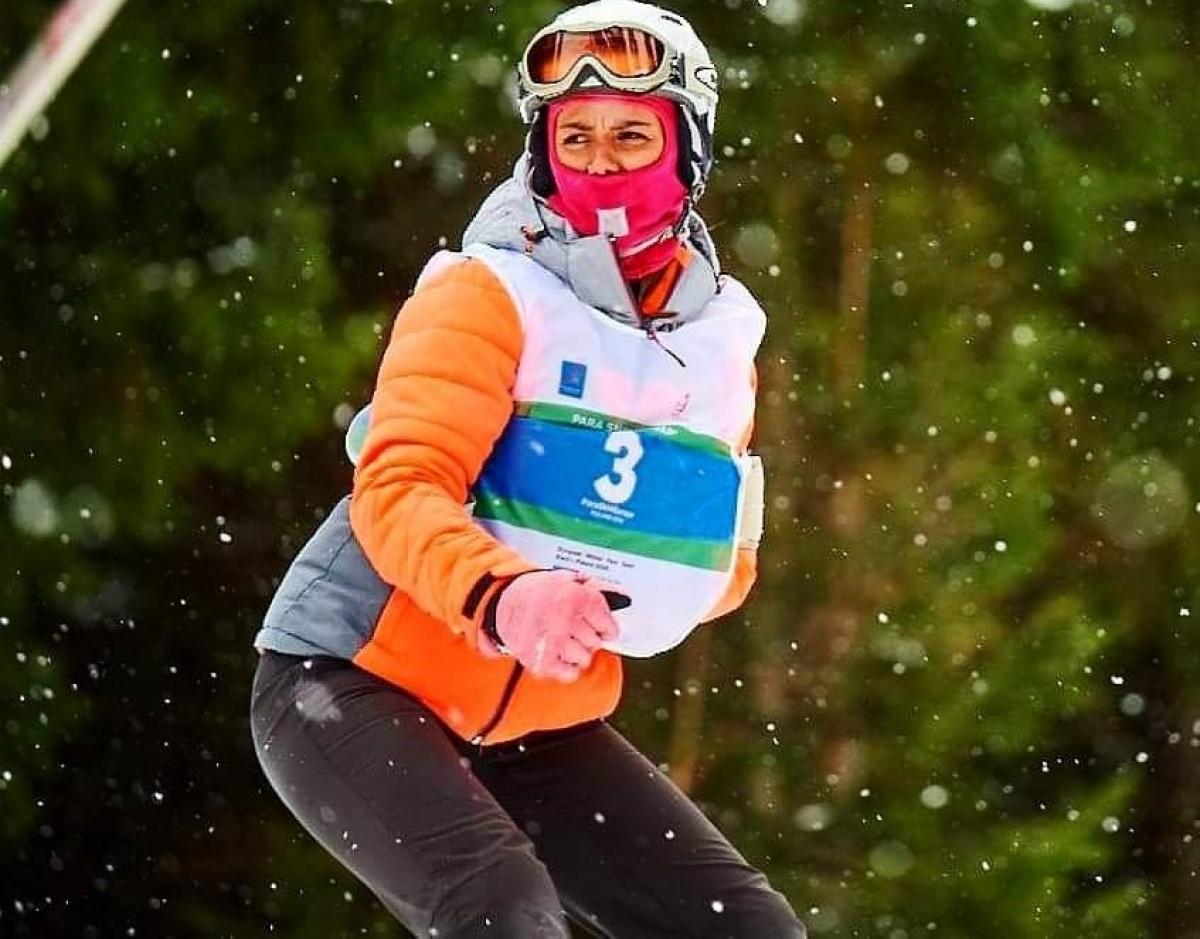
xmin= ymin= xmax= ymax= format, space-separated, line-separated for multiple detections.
xmin=517 ymin=0 xmax=719 ymax=199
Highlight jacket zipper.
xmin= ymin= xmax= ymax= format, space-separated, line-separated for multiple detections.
xmin=470 ymin=662 xmax=524 ymax=747
xmin=644 ymin=323 xmax=687 ymax=367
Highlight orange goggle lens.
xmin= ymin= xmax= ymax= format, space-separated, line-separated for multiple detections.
xmin=526 ymin=27 xmax=666 ymax=84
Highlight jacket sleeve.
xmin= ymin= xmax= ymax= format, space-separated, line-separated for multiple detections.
xmin=701 ymin=364 xmax=761 ymax=623
xmin=349 ymin=258 xmax=537 ymax=645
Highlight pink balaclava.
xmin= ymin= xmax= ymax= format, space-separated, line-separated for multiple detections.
xmin=546 ymin=93 xmax=688 ymax=280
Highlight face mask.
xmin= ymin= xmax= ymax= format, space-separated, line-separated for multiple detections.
xmin=546 ymin=93 xmax=688 ymax=280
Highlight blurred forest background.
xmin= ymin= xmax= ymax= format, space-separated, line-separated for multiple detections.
xmin=2 ymin=0 xmax=1198 ymax=936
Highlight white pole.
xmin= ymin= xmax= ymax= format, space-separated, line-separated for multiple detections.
xmin=0 ymin=0 xmax=130 ymax=170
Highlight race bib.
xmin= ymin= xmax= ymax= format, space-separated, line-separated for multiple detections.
xmin=472 ymin=402 xmax=743 ymax=657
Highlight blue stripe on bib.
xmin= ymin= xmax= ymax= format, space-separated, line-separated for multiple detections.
xmin=473 ymin=408 xmax=740 ymax=560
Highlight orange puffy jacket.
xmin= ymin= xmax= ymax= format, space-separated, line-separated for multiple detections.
xmin=349 ymin=257 xmax=757 ymax=745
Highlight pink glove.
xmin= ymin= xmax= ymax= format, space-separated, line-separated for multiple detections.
xmin=482 ymin=570 xmax=622 ymax=683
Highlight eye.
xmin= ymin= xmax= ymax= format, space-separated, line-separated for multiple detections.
xmin=618 ymin=131 xmax=650 ymax=143
xmin=560 ymin=132 xmax=589 ymax=147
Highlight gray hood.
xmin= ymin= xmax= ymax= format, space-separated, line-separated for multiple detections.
xmin=460 ymin=155 xmax=721 ymax=327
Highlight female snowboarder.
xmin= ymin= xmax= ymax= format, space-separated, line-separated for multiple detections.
xmin=250 ymin=2 xmax=805 ymax=936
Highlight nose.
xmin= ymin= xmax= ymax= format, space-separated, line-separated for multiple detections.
xmin=585 ymin=143 xmax=622 ymax=175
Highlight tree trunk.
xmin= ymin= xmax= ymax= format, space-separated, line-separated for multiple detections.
xmin=667 ymin=627 xmax=713 ymax=794
xmin=815 ymin=142 xmax=876 ymax=795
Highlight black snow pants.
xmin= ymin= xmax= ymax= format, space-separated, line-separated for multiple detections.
xmin=250 ymin=650 xmax=806 ymax=938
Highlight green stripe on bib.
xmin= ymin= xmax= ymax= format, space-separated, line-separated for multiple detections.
xmin=473 ymin=493 xmax=734 ymax=571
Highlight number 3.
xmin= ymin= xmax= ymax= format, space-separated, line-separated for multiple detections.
xmin=594 ymin=430 xmax=643 ymax=505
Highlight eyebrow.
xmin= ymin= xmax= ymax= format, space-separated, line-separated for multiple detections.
xmin=558 ymin=119 xmax=655 ymax=131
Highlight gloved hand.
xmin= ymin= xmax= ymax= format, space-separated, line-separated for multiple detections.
xmin=479 ymin=570 xmax=624 ymax=683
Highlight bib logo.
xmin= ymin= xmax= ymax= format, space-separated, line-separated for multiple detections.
xmin=559 ymin=360 xmax=587 ymax=399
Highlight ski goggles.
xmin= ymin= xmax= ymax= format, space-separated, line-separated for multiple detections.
xmin=520 ymin=25 xmax=674 ymax=99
